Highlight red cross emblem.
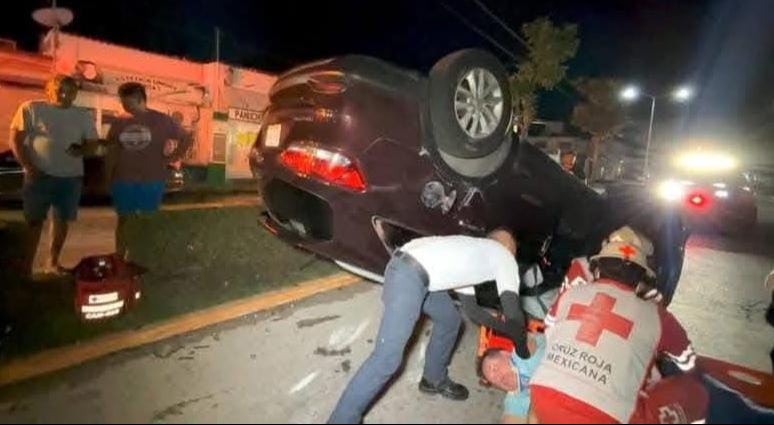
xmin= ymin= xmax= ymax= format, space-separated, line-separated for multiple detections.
xmin=619 ymin=244 xmax=638 ymax=260
xmin=567 ymin=293 xmax=634 ymax=346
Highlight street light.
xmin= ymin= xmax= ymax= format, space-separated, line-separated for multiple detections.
xmin=620 ymin=85 xmax=657 ymax=177
xmin=619 ymin=84 xmax=695 ymax=178
xmin=620 ymin=85 xmax=641 ymax=102
xmin=672 ymin=86 xmax=694 ymax=103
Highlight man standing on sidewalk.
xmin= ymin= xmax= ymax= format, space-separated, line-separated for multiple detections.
xmin=106 ymin=83 xmax=192 ymax=258
xmin=328 ymin=230 xmax=530 ymax=424
xmin=9 ymin=75 xmax=100 ymax=273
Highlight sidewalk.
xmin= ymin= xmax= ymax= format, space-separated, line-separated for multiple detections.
xmin=0 ymin=200 xmax=341 ymax=364
xmin=0 ymin=194 xmax=259 ymax=272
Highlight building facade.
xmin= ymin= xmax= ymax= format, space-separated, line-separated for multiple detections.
xmin=0 ymin=32 xmax=276 ymax=183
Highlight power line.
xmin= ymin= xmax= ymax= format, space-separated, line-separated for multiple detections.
xmin=470 ymin=0 xmax=529 ymax=48
xmin=437 ymin=0 xmax=523 ymax=63
xmin=469 ymin=0 xmax=583 ymax=102
xmin=440 ymin=1 xmax=581 ymax=107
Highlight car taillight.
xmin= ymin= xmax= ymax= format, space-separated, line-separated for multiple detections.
xmin=308 ymin=72 xmax=348 ymax=95
xmin=688 ymin=194 xmax=708 ymax=208
xmin=280 ymin=144 xmax=366 ymax=192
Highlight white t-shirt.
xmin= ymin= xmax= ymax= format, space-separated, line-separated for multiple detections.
xmin=400 ymin=236 xmax=520 ymax=296
xmin=10 ymin=101 xmax=99 ymax=177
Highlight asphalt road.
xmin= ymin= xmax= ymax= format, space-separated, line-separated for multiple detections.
xmin=0 ymin=199 xmax=772 ymax=424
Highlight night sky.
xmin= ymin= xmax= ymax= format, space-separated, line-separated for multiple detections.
xmin=2 ymin=0 xmax=774 ymax=156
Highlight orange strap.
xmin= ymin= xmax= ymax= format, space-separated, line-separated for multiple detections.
xmin=477 ymin=319 xmax=545 ymax=357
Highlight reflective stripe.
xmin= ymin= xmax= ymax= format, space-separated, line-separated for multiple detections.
xmin=668 ymin=346 xmax=696 ymax=364
xmin=673 ymin=354 xmax=697 ymax=371
xmin=81 ymin=301 xmax=125 ymax=313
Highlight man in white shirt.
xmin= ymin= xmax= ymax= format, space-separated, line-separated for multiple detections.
xmin=328 ymin=230 xmax=528 ymax=424
xmin=9 ymin=75 xmax=100 ymax=273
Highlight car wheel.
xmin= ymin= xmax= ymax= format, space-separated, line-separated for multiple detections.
xmin=429 ymin=49 xmax=513 ymax=160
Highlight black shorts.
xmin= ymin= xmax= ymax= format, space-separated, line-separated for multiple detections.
xmin=22 ymin=174 xmax=83 ymax=224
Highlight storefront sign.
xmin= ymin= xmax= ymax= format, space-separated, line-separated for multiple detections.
xmin=228 ymin=108 xmax=264 ymax=124
xmin=76 ymin=63 xmax=205 ymax=105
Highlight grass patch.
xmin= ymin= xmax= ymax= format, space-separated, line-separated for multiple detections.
xmin=162 ymin=190 xmax=255 ymax=206
xmin=0 ymin=207 xmax=338 ymax=360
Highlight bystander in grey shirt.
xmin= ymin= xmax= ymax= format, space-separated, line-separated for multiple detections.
xmin=11 ymin=101 xmax=99 ymax=177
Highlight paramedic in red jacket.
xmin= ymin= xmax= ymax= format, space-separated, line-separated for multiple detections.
xmin=530 ymin=227 xmax=707 ymax=424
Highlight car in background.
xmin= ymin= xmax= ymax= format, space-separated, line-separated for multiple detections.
xmin=749 ymin=167 xmax=774 ymax=198
xmin=0 ymin=150 xmax=185 ymax=202
xmin=0 ymin=150 xmax=24 ymax=200
xmin=251 ymin=49 xmax=688 ymax=304
xmin=654 ymin=151 xmax=757 ymax=233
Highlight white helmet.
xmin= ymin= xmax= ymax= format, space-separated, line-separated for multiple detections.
xmin=591 ymin=226 xmax=656 ymax=278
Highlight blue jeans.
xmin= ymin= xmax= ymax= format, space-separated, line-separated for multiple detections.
xmin=328 ymin=256 xmax=462 ymax=424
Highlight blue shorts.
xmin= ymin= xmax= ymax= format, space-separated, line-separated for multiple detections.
xmin=23 ymin=174 xmax=83 ymax=224
xmin=111 ymin=181 xmax=165 ymax=216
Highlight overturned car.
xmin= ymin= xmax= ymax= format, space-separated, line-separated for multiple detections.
xmin=251 ymin=49 xmax=688 ymax=304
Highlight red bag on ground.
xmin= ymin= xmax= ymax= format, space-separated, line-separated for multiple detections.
xmin=74 ymin=255 xmax=144 ymax=322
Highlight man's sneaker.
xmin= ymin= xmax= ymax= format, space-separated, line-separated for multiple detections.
xmin=418 ymin=377 xmax=469 ymax=401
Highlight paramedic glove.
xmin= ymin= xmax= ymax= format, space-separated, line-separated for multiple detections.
xmin=458 ymin=294 xmax=529 ymax=360
xmin=501 ymin=291 xmax=530 ymax=359
xmin=458 ymin=294 xmax=514 ymax=341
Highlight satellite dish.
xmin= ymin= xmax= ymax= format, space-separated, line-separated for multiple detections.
xmin=32 ymin=7 xmax=74 ymax=28
xmin=225 ymin=67 xmax=243 ymax=87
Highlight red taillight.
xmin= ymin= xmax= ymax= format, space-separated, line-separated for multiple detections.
xmin=280 ymin=144 xmax=366 ymax=192
xmin=688 ymin=194 xmax=708 ymax=208
xmin=308 ymin=72 xmax=348 ymax=95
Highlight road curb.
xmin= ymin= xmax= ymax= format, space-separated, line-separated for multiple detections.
xmin=161 ymin=199 xmax=258 ymax=211
xmin=0 ymin=272 xmax=362 ymax=387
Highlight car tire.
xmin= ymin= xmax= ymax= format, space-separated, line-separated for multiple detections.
xmin=429 ymin=49 xmax=513 ymax=160
xmin=437 ymin=137 xmax=513 ymax=179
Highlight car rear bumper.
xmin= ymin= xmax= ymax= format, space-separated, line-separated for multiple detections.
xmin=258 ymin=176 xmax=392 ymax=275
xmin=683 ymin=200 xmax=757 ymax=228
xmin=262 ymin=178 xmax=335 ymax=242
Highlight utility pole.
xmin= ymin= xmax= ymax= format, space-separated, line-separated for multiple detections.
xmin=215 ymin=27 xmax=221 ymax=111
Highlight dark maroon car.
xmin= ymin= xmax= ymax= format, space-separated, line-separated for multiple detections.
xmin=251 ymin=49 xmax=687 ymax=298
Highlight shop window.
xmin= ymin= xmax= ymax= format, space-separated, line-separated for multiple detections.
xmin=212 ymin=133 xmax=227 ymax=163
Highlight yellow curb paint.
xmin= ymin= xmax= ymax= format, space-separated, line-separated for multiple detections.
xmin=161 ymin=199 xmax=258 ymax=212
xmin=0 ymin=273 xmax=361 ymax=387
